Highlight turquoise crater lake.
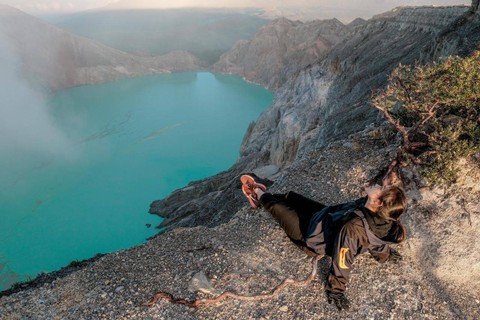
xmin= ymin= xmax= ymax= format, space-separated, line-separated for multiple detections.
xmin=0 ymin=72 xmax=272 ymax=291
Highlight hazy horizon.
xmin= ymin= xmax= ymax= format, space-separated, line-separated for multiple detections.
xmin=0 ymin=0 xmax=469 ymax=22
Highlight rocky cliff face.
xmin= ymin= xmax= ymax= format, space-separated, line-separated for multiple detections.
xmin=0 ymin=5 xmax=204 ymax=93
xmin=241 ymin=6 xmax=480 ymax=169
xmin=213 ymin=17 xmax=347 ymax=89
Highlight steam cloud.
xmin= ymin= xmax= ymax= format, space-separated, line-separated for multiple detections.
xmin=0 ymin=30 xmax=78 ymax=194
xmin=0 ymin=33 xmax=71 ymax=162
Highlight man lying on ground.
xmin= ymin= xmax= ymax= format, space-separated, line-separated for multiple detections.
xmin=241 ymin=175 xmax=407 ymax=311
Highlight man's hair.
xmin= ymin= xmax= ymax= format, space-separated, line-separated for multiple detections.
xmin=378 ymin=185 xmax=407 ymax=221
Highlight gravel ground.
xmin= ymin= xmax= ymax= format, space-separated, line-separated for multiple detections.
xmin=1 ymin=127 xmax=479 ymax=320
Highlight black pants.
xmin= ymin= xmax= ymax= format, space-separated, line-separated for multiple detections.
xmin=259 ymin=191 xmax=326 ymax=248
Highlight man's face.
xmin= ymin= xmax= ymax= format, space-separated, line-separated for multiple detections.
xmin=365 ymin=184 xmax=383 ymax=203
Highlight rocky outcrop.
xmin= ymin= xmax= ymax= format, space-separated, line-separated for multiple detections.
xmin=0 ymin=5 xmax=204 ymax=92
xmin=212 ymin=17 xmax=347 ymax=89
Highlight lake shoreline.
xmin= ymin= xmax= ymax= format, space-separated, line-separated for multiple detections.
xmin=0 ymin=72 xmax=272 ymax=292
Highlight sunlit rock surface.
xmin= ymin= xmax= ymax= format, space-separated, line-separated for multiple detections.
xmin=213 ymin=17 xmax=348 ymax=90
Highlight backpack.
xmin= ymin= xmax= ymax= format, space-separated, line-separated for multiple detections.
xmin=304 ymin=197 xmax=366 ymax=255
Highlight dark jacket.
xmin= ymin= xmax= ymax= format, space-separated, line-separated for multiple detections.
xmin=305 ymin=197 xmax=367 ymax=256
xmin=304 ymin=198 xmax=406 ymax=293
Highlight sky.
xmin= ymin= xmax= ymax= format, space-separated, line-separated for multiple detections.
xmin=0 ymin=0 xmax=470 ymax=17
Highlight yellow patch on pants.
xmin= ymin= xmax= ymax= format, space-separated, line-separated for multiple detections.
xmin=339 ymin=247 xmax=349 ymax=269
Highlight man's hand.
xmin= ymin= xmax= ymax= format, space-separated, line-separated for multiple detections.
xmin=389 ymin=248 xmax=402 ymax=263
xmin=325 ymin=291 xmax=351 ymax=311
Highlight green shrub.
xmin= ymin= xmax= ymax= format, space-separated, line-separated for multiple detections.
xmin=371 ymin=51 xmax=480 ymax=185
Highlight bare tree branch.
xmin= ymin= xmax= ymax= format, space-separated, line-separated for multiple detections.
xmin=371 ymin=100 xmax=411 ymax=145
xmin=142 ymin=257 xmax=320 ymax=308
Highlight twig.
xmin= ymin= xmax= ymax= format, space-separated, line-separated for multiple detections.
xmin=142 ymin=257 xmax=320 ymax=308
xmin=395 ymin=74 xmax=413 ymax=104
xmin=458 ymin=198 xmax=473 ymax=226
xmin=418 ymin=150 xmax=438 ymax=158
xmin=411 ymin=100 xmax=439 ymax=138
xmin=405 ymin=151 xmax=422 ymax=164
xmin=371 ymin=101 xmax=411 ymax=146
xmin=408 ymin=142 xmax=428 ymax=149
